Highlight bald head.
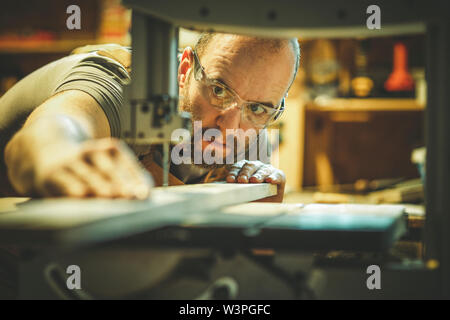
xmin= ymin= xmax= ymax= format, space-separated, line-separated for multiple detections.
xmin=194 ymin=32 xmax=300 ymax=89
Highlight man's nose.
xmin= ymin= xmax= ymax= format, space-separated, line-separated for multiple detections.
xmin=216 ymin=104 xmax=242 ymax=134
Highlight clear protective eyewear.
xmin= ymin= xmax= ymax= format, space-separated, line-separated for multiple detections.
xmin=192 ymin=49 xmax=285 ymax=128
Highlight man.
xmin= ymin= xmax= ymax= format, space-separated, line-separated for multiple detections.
xmin=0 ymin=33 xmax=299 ymax=202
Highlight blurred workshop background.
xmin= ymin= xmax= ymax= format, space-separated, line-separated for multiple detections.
xmin=0 ymin=0 xmax=425 ymax=208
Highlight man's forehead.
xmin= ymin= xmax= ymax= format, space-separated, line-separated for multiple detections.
xmin=203 ymin=34 xmax=270 ymax=59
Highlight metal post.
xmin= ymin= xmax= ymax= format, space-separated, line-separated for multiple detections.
xmin=425 ymin=19 xmax=450 ymax=299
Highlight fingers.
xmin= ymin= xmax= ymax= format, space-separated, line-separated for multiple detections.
xmin=224 ymin=157 xmax=288 ymax=203
xmin=226 ymin=160 xmax=246 ymax=182
xmin=41 ymin=168 xmax=88 ymax=198
xmin=109 ymin=141 xmax=154 ymax=188
xmin=82 ymin=139 xmax=153 ymax=199
xmin=66 ymin=160 xmax=115 ymax=197
xmin=226 ymin=160 xmax=263 ymax=183
xmin=253 ymin=169 xmax=286 ymax=203
xmin=265 ymin=169 xmax=286 ymax=185
xmin=226 ymin=160 xmax=285 ymax=185
xmin=248 ymin=165 xmax=273 ymax=183
xmin=84 ymin=142 xmax=152 ymax=199
xmin=37 ymin=138 xmax=153 ymax=199
xmin=225 ymin=161 xmax=286 ymax=202
xmin=86 ymin=151 xmax=129 ymax=197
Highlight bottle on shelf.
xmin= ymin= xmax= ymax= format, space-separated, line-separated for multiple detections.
xmin=351 ymin=39 xmax=374 ymax=98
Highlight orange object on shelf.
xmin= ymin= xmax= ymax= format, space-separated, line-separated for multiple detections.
xmin=384 ymin=42 xmax=415 ymax=92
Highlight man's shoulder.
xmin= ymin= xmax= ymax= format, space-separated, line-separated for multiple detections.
xmin=71 ymin=44 xmax=131 ymax=74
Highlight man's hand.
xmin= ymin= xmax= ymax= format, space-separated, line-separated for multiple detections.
xmin=4 ymin=90 xmax=153 ymax=199
xmin=225 ymin=160 xmax=286 ymax=202
xmin=7 ymin=137 xmax=153 ymax=199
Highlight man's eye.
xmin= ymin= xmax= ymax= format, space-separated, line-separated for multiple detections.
xmin=249 ymin=104 xmax=266 ymax=115
xmin=211 ymin=85 xmax=226 ymax=98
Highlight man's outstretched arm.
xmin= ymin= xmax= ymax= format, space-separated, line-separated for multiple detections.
xmin=4 ymin=89 xmax=153 ymax=198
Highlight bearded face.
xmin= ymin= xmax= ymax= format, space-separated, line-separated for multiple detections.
xmin=178 ymin=72 xmax=253 ymax=169
xmin=176 ymin=37 xmax=294 ymax=169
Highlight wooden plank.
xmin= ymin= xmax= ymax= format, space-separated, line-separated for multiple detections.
xmin=0 ymin=183 xmax=277 ymax=247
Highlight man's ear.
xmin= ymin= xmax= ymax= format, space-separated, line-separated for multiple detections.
xmin=178 ymin=47 xmax=194 ymax=88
